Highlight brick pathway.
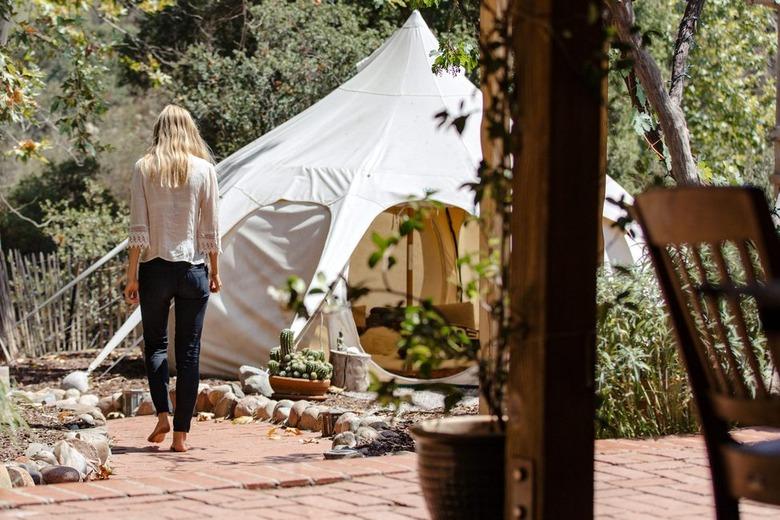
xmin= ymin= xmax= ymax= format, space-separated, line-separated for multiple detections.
xmin=0 ymin=417 xmax=778 ymax=519
xmin=594 ymin=428 xmax=780 ymax=519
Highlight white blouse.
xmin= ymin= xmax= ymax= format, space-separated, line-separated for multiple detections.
xmin=128 ymin=155 xmax=221 ymax=264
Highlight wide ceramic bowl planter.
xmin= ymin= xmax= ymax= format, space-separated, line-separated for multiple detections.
xmin=268 ymin=375 xmax=330 ymax=398
xmin=411 ymin=415 xmax=505 ymax=520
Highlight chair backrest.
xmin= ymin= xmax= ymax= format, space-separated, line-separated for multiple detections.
xmin=633 ymin=186 xmax=780 ymax=428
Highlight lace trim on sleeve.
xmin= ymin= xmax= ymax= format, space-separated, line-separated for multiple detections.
xmin=198 ymin=232 xmax=222 ymax=255
xmin=128 ymin=226 xmax=150 ymax=249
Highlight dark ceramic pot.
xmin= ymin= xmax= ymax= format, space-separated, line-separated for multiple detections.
xmin=411 ymin=415 xmax=505 ymax=520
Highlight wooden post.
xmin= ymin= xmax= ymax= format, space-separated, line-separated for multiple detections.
xmin=506 ymin=1 xmax=606 ymax=518
xmin=478 ymin=0 xmax=510 ymax=414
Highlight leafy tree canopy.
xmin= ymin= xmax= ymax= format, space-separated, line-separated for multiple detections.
xmin=119 ymin=0 xmax=478 ymax=158
xmin=608 ymin=0 xmax=776 ymax=192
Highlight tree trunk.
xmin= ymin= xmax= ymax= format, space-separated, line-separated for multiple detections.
xmin=670 ymin=0 xmax=706 ymax=105
xmin=609 ymin=0 xmax=701 ymax=186
xmin=0 ymin=5 xmax=11 ymax=47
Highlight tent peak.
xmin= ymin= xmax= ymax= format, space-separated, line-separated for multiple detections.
xmin=403 ymin=10 xmax=426 ymax=29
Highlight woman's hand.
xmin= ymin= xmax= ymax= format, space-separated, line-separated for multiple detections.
xmin=124 ymin=278 xmax=140 ymax=305
xmin=209 ymin=272 xmax=222 ymax=293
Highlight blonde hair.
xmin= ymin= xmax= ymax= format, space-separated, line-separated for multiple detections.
xmin=141 ymin=104 xmax=213 ymax=187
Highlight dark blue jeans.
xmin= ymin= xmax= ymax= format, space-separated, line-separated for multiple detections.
xmin=139 ymin=258 xmax=209 ymax=432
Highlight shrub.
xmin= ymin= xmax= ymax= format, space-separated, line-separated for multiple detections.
xmin=595 ymin=265 xmax=698 ymax=438
xmin=0 ymin=158 xmax=121 ymax=254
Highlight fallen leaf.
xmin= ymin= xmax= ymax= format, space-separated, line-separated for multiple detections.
xmin=197 ymin=412 xmax=214 ymax=422
xmin=232 ymin=416 xmax=253 ymax=425
xmin=92 ymin=463 xmax=112 ymax=480
xmin=284 ymin=427 xmax=302 ymax=436
xmin=299 ymin=438 xmax=318 ymax=444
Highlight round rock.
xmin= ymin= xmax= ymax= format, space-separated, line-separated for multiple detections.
xmin=24 ymin=443 xmax=52 ymax=459
xmin=227 ymin=382 xmax=245 ymax=399
xmin=287 ymin=401 xmax=310 ymax=428
xmin=195 ymin=386 xmax=213 ymax=413
xmin=17 ymin=463 xmax=42 ymax=485
xmin=78 ymin=394 xmax=99 ymax=407
xmin=76 ymin=414 xmax=96 ymax=427
xmin=214 ymin=393 xmax=240 ymax=418
xmin=355 ymin=426 xmax=379 ymax=445
xmin=31 ymin=450 xmax=58 ymax=467
xmin=298 ymin=406 xmax=325 ymax=431
xmin=359 ymin=416 xmax=390 ymax=431
xmin=53 ymin=440 xmax=88 ymax=475
xmin=0 ymin=465 xmax=10 ymax=489
xmin=97 ymin=396 xmax=115 ymax=416
xmin=207 ymin=385 xmax=233 ymax=406
xmin=272 ymin=405 xmax=291 ymax=424
xmin=254 ymin=399 xmax=277 ymax=421
xmin=332 ymin=431 xmax=357 ymax=449
xmin=61 ymin=371 xmax=89 ymax=393
xmin=65 ymin=438 xmax=100 ymax=467
xmin=239 ymin=365 xmax=264 ymax=384
xmin=334 ymin=412 xmax=360 ymax=434
xmin=41 ymin=465 xmax=81 ymax=484
xmin=234 ymin=395 xmax=268 ymax=418
xmin=242 ymin=374 xmax=273 ymax=397
xmin=6 ymin=465 xmax=35 ymax=487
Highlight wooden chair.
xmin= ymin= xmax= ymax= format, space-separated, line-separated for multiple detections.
xmin=633 ymin=186 xmax=780 ymax=519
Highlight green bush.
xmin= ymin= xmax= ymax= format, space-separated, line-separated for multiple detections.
xmin=595 ymin=266 xmax=698 ymax=438
xmin=0 ymin=158 xmax=122 ymax=254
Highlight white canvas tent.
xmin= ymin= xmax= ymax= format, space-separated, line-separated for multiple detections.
xmin=90 ymin=11 xmax=642 ymax=383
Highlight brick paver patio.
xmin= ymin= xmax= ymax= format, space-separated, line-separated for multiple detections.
xmin=0 ymin=417 xmax=778 ymax=519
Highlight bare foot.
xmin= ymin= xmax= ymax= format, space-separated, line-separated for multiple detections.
xmin=171 ymin=431 xmax=188 ymax=452
xmin=147 ymin=415 xmax=171 ymax=444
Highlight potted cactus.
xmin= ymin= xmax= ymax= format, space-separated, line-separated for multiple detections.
xmin=267 ymin=328 xmax=332 ymax=399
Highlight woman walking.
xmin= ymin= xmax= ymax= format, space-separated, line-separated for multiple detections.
xmin=123 ymin=105 xmax=222 ymax=453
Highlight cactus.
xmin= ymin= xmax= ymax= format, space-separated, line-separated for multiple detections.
xmin=280 ymin=328 xmax=295 ymax=359
xmin=267 ymin=334 xmax=333 ymax=380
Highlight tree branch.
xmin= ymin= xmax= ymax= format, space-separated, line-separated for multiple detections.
xmin=608 ymin=0 xmax=701 ymax=185
xmin=669 ymin=0 xmax=706 ymax=105
xmin=622 ymin=67 xmax=666 ymax=162
xmin=0 ymin=191 xmax=52 ymax=229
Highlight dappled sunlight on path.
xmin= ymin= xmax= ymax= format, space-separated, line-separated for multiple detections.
xmin=109 ymin=416 xmax=326 ymax=477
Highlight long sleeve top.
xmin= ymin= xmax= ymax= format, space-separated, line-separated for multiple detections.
xmin=128 ymin=155 xmax=221 ymax=264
